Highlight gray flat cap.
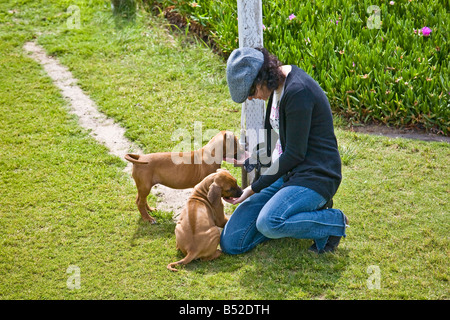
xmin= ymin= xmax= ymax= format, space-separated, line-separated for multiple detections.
xmin=226 ymin=47 xmax=264 ymax=103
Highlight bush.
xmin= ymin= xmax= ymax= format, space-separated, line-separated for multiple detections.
xmin=148 ymin=0 xmax=449 ymax=135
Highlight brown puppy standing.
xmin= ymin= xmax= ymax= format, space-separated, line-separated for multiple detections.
xmin=125 ymin=131 xmax=241 ymax=224
xmin=167 ymin=169 xmax=242 ymax=272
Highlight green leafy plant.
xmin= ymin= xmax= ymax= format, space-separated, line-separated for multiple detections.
xmin=148 ymin=0 xmax=449 ymax=135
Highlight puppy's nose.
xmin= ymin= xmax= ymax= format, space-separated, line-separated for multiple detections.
xmin=234 ymin=187 xmax=243 ymax=198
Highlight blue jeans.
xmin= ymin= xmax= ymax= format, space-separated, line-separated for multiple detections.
xmin=220 ymin=177 xmax=347 ymax=254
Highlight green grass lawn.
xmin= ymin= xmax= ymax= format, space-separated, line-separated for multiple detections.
xmin=0 ymin=0 xmax=448 ymax=299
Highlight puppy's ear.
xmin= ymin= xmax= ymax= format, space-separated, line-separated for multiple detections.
xmin=221 ymin=131 xmax=228 ymax=153
xmin=224 ymin=131 xmax=237 ymax=159
xmin=207 ymin=182 xmax=222 ymax=207
xmin=209 ymin=132 xmax=225 ymax=159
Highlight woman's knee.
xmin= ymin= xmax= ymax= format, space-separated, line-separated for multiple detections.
xmin=220 ymin=225 xmax=253 ymax=255
xmin=255 ymin=211 xmax=283 ymax=239
xmin=219 ymin=233 xmax=241 ymax=255
xmin=220 ymin=218 xmax=269 ymax=255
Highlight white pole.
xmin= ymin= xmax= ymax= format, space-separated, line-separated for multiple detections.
xmin=237 ymin=0 xmax=264 ymax=187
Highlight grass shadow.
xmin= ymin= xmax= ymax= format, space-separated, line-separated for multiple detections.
xmin=130 ymin=210 xmax=175 ymax=245
xmin=236 ymin=239 xmax=350 ymax=299
xmin=173 ymin=237 xmax=350 ymax=298
xmin=111 ymin=0 xmax=137 ymax=27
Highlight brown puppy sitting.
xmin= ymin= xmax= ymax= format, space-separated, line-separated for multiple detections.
xmin=125 ymin=131 xmax=241 ymax=224
xmin=167 ymin=169 xmax=242 ymax=272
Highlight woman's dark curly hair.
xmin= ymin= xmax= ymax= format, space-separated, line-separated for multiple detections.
xmin=249 ymin=48 xmax=286 ymax=95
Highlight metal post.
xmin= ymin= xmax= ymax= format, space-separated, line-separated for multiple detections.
xmin=236 ymin=0 xmax=264 ymax=188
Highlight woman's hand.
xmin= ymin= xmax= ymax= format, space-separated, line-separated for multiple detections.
xmin=223 ymin=186 xmax=255 ymax=205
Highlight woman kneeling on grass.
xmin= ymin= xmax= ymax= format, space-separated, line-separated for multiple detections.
xmin=221 ymin=47 xmax=348 ymax=254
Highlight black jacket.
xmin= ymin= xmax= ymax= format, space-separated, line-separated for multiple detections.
xmin=251 ymin=65 xmax=342 ymax=201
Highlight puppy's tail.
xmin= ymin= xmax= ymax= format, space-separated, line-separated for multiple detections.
xmin=124 ymin=154 xmax=148 ymax=164
xmin=167 ymin=252 xmax=196 ymax=272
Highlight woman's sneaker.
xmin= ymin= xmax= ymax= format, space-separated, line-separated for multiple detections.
xmin=308 ymin=213 xmax=349 ymax=254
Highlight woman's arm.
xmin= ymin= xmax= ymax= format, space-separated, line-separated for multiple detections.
xmin=250 ymin=88 xmax=314 ymax=193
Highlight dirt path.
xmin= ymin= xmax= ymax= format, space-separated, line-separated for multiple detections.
xmin=349 ymin=124 xmax=450 ymax=143
xmin=23 ymin=41 xmax=191 ymax=219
